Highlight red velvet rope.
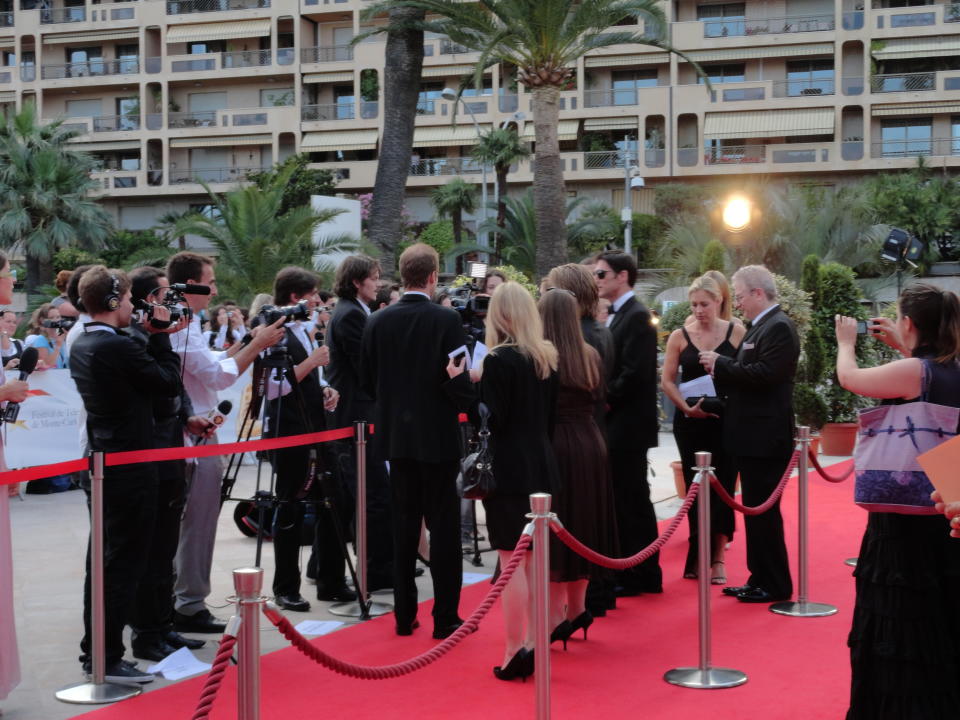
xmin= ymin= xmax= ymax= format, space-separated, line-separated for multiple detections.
xmin=265 ymin=532 xmax=533 ymax=679
xmin=190 ymin=631 xmax=238 ymax=720
xmin=549 ymin=481 xmax=700 ymax=570
xmin=709 ymin=450 xmax=800 ymax=516
xmin=807 ymin=448 xmax=855 ymax=483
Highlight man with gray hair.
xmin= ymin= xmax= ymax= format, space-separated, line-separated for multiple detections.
xmin=699 ymin=264 xmax=799 ymax=604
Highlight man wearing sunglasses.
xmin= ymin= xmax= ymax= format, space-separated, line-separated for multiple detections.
xmin=594 ymin=251 xmax=662 ymax=596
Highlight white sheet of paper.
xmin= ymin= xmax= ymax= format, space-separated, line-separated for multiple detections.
xmin=463 ymin=572 xmax=493 ymax=585
xmin=146 ymin=647 xmax=212 ymax=681
xmin=448 ymin=344 xmax=471 ymax=371
xmin=472 ymin=342 xmax=488 ymax=368
xmin=678 ymin=374 xmax=716 ymax=398
xmin=293 ymin=620 xmax=344 ymax=637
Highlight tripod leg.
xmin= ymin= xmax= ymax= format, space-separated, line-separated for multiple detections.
xmin=318 ymin=469 xmax=369 ymax=617
xmin=470 ymin=499 xmax=483 ymax=567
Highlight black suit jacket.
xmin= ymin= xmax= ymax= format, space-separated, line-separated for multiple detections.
xmin=713 ymin=306 xmax=800 ymax=458
xmin=264 ymin=325 xmax=326 ymax=436
xmin=360 ymin=293 xmax=474 ymax=463
xmin=606 ymin=295 xmax=659 ymax=450
xmin=325 ymin=297 xmax=374 ymax=429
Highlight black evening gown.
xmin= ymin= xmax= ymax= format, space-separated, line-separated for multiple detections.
xmin=671 ymin=323 xmax=737 ymax=577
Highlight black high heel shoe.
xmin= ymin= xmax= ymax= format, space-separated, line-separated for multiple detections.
xmin=550 ymin=620 xmax=575 ymax=651
xmin=569 ymin=611 xmax=594 ymax=641
xmin=493 ymin=648 xmax=532 ymax=682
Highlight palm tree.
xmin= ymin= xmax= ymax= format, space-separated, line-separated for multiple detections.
xmin=366 ymin=0 xmax=695 ymax=279
xmin=470 ymin=126 xmax=530 ymax=262
xmin=431 ymin=178 xmax=477 ymax=274
xmin=153 ymin=209 xmax=193 ymax=251
xmin=0 ymin=105 xmax=113 ymax=298
xmin=174 ymin=165 xmax=358 ymax=304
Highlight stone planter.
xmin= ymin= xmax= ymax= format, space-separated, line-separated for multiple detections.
xmin=671 ymin=460 xmax=687 ymax=498
xmin=820 ymin=422 xmax=858 ymax=456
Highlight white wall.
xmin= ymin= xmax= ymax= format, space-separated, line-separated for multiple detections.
xmin=311 ymin=195 xmax=362 ymax=269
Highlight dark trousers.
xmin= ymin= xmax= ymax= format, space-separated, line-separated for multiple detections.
xmin=272 ymin=445 xmax=345 ymax=597
xmin=609 ymin=448 xmax=662 ymax=591
xmin=80 ymin=470 xmax=157 ymax=666
xmin=737 ymin=454 xmax=793 ymax=599
xmin=130 ymin=455 xmax=187 ymax=637
xmin=334 ymin=439 xmax=393 ymax=581
xmin=390 ymin=459 xmax=462 ymax=630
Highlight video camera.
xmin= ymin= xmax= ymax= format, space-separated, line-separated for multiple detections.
xmin=41 ymin=318 xmax=77 ymax=334
xmin=257 ymin=300 xmax=310 ymax=326
xmin=135 ymin=285 xmax=194 ymax=330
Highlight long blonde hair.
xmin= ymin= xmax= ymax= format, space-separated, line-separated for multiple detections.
xmin=485 ymin=282 xmax=558 ymax=380
xmin=689 ymin=272 xmax=731 ymax=320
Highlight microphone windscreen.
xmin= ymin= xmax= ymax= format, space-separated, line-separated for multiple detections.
xmin=218 ymin=399 xmax=233 ymax=414
xmin=171 ymin=283 xmax=212 ymax=296
xmin=18 ymin=347 xmax=39 ymax=375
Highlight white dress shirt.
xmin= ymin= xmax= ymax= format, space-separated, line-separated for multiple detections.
xmin=751 ymin=303 xmax=780 ymax=327
xmin=605 ymin=290 xmax=635 ymax=327
xmin=170 ymin=316 xmax=239 ymax=415
xmin=265 ymin=320 xmax=328 ymax=401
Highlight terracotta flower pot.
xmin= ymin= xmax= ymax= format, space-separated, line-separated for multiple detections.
xmin=809 ymin=434 xmax=821 ymax=457
xmin=819 ymin=422 xmax=858 ymax=456
xmin=671 ymin=460 xmax=687 ymax=498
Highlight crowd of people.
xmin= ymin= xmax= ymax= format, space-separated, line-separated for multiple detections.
xmin=0 ymin=242 xmax=958 ymax=718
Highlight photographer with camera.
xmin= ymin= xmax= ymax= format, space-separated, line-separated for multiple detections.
xmin=166 ymin=252 xmax=285 ymax=634
xmin=26 ymin=303 xmax=70 ymax=369
xmin=68 ymin=266 xmax=185 ymax=683
xmin=260 ymin=267 xmax=349 ymax=611
xmin=0 ymin=311 xmax=22 ymax=370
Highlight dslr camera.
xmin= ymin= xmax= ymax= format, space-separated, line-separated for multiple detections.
xmin=257 ymin=300 xmax=310 ymax=326
xmin=41 ymin=318 xmax=77 ymax=334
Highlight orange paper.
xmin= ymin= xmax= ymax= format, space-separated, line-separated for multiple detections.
xmin=917 ymin=433 xmax=960 ymax=505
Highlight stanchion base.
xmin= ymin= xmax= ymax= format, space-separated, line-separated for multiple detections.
xmin=844 ymin=557 xmax=858 ymax=567
xmin=769 ymin=600 xmax=838 ymax=617
xmin=664 ymin=667 xmax=748 ymax=689
xmin=55 ymin=681 xmax=143 ymax=704
xmin=328 ymin=600 xmax=392 ymax=618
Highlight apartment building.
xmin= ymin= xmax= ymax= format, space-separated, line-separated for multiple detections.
xmin=0 ymin=0 xmax=957 ymax=230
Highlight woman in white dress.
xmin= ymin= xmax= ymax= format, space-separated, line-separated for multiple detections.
xmin=0 ymin=251 xmax=30 ymax=708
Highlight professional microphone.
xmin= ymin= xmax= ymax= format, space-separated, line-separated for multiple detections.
xmin=195 ymin=399 xmax=232 ymax=444
xmin=170 ymin=283 xmax=212 ymax=296
xmin=3 ymin=347 xmax=38 ymax=423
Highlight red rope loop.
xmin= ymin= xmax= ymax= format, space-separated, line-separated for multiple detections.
xmin=190 ymin=632 xmax=239 ymax=720
xmin=265 ymin=533 xmax=534 ymax=679
xmin=807 ymin=448 xmax=855 ymax=483
xmin=548 ymin=482 xmax=700 ymax=570
xmin=709 ymin=450 xmax=800 ymax=516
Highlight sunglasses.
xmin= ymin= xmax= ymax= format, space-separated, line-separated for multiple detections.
xmin=0 ymin=269 xmax=16 ymax=280
xmin=593 ymin=269 xmax=610 ymax=279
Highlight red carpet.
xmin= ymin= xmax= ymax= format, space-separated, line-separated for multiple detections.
xmin=78 ymin=460 xmax=862 ymax=720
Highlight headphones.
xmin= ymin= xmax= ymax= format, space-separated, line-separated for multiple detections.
xmin=104 ymin=274 xmax=121 ymax=312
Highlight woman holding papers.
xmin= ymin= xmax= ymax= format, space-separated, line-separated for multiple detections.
xmin=836 ymin=283 xmax=960 ymax=719
xmin=661 ymin=273 xmax=746 ymax=583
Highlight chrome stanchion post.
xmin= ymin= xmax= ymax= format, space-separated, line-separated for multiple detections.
xmin=235 ymin=567 xmax=266 ymax=720
xmin=844 ymin=558 xmax=858 ymax=567
xmin=528 ymin=493 xmax=553 ymax=720
xmin=771 ymin=427 xmax=838 ymax=618
xmin=665 ymin=451 xmax=747 ymax=690
xmin=330 ymin=421 xmax=391 ymax=618
xmin=56 ymin=452 xmax=142 ymax=705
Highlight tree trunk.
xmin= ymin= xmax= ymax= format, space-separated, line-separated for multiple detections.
xmin=530 ymin=85 xmax=567 ymax=281
xmin=494 ymin=163 xmax=508 ymax=264
xmin=453 ymin=211 xmax=463 ymax=275
xmin=366 ymin=8 xmax=425 ymax=279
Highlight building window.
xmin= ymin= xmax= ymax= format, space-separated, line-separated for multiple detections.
xmin=697 ymin=63 xmax=746 ymax=84
xmin=952 ymin=116 xmax=960 ymax=155
xmin=880 ymin=118 xmax=932 ymax=157
xmin=785 ymin=59 xmax=834 ymax=96
xmin=188 ymin=41 xmax=225 ymax=55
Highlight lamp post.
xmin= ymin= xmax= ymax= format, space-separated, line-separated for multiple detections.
xmin=621 ymin=137 xmax=644 ymax=257
xmin=721 ymin=194 xmax=752 ymax=266
xmin=442 ymin=87 xmax=489 ymax=250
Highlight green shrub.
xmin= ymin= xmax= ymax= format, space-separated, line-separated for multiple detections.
xmin=417 ymin=220 xmax=455 ymax=258
xmin=699 ymin=239 xmax=727 ymax=274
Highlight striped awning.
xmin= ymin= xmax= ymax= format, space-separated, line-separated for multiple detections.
xmin=872 ymin=36 xmax=960 ymax=60
xmin=0 ymin=91 xmax=14 ymax=103
xmin=583 ymin=117 xmax=639 ymax=131
xmin=166 ymin=19 xmax=271 ymax=44
xmin=522 ymin=119 xmax=579 ymax=142
xmin=303 ymin=71 xmax=353 ymax=83
xmin=68 ymin=140 xmax=141 ymax=152
xmin=170 ymin=134 xmax=271 ymax=148
xmin=704 ymin=107 xmax=834 ymax=139
xmin=301 ymin=129 xmax=378 ymax=151
xmin=421 ymin=64 xmax=483 ymax=78
xmin=413 ymin=123 xmax=492 ymax=147
xmin=43 ymin=29 xmax=140 ymax=45
xmin=681 ymin=43 xmax=833 ymax=63
xmin=584 ymin=53 xmax=670 ymax=67
xmin=872 ymin=102 xmax=960 ymax=117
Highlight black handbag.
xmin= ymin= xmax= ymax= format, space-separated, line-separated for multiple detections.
xmin=684 ymin=395 xmax=725 ymax=416
xmin=457 ymin=402 xmax=495 ymax=500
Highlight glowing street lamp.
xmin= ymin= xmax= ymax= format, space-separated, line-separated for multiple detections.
xmin=722 ymin=195 xmax=751 ymax=233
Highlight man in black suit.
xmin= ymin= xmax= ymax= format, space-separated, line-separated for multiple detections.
xmin=360 ymin=243 xmax=474 ymax=639
xmin=594 ymin=251 xmax=662 ymax=595
xmin=326 ymin=254 xmax=393 ymax=589
xmin=700 ymin=264 xmax=800 ymax=603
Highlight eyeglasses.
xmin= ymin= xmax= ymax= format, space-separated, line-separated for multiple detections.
xmin=733 ymin=288 xmax=756 ymax=303
xmin=593 ymin=269 xmax=609 ymax=279
xmin=0 ymin=269 xmax=16 ymax=281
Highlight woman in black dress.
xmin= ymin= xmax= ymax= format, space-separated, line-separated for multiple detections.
xmin=836 ymin=283 xmax=960 ymax=719
xmin=451 ymin=281 xmax=557 ymax=681
xmin=539 ymin=288 xmax=616 ymax=646
xmin=661 ymin=273 xmax=745 ymax=582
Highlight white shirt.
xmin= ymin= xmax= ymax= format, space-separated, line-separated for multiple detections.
xmin=65 ymin=313 xmax=92 ymax=353
xmin=265 ymin=320 xmax=328 ymax=401
xmin=606 ymin=290 xmax=635 ymax=327
xmin=170 ymin=316 xmax=239 ymax=415
xmin=751 ymin=303 xmax=780 ymax=327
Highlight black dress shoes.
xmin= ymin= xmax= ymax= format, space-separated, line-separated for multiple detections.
xmin=396 ymin=619 xmax=420 ymax=636
xmin=722 ymin=583 xmax=756 ymax=597
xmin=317 ymin=585 xmax=358 ymax=602
xmin=613 ymin=584 xmax=642 ymax=597
xmin=276 ymin=594 xmax=312 ymax=612
xmin=132 ymin=636 xmax=179 ymax=662
xmin=165 ymin=630 xmax=205 ymax=650
xmin=433 ymin=619 xmax=471 ymax=640
xmin=173 ymin=609 xmax=227 ymax=634
xmin=736 ymin=587 xmax=789 ymax=603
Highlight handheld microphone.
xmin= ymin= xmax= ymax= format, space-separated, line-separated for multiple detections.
xmin=170 ymin=283 xmax=212 ymax=296
xmin=3 ymin=347 xmax=38 ymax=423
xmin=195 ymin=400 xmax=232 ymax=444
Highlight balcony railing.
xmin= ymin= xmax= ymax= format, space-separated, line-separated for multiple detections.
xmin=871 ymin=72 xmax=936 ymax=93
xmin=948 ymin=4 xmax=960 ymax=22
xmin=277 ymin=48 xmax=295 ymax=65
xmin=168 ymin=110 xmax=218 ymax=128
xmin=166 ymin=0 xmax=270 ymax=14
xmin=93 ymin=115 xmax=140 ymax=132
xmin=842 ymin=10 xmax=864 ymax=29
xmin=872 ymin=137 xmax=960 ymax=159
xmin=409 ymin=157 xmax=483 ymax=177
xmin=170 ymin=165 xmax=267 ymax=184
xmin=0 ymin=71 xmax=10 ymax=84
xmin=704 ymin=145 xmax=767 ymax=165
xmin=841 ymin=76 xmax=865 ymax=95
xmin=584 ymin=88 xmax=644 ymax=107
xmin=772 ymin=78 xmax=836 ymax=98
xmin=301 ymin=103 xmax=355 ymax=121
xmin=416 ymin=99 xmax=436 ymax=115
xmin=41 ymin=59 xmax=141 ymax=79
xmin=301 ymin=46 xmax=353 ymax=63
xmin=360 ymin=101 xmax=378 ymax=119
xmin=439 ymin=39 xmax=471 ymax=55
xmin=20 ymin=65 xmax=35 ymax=82
xmin=40 ymin=6 xmax=86 ymax=23
xmin=703 ymin=13 xmax=833 ymax=38
xmin=0 ymin=11 xmax=12 ymax=26
xmin=583 ymin=151 xmax=626 ymax=169
xmin=170 ymin=50 xmax=272 ymax=72
xmin=499 ymin=94 xmax=518 ymax=113
xmin=222 ymin=49 xmax=271 ymax=68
